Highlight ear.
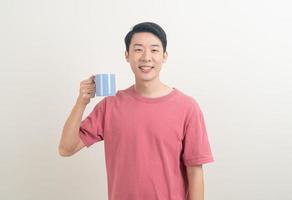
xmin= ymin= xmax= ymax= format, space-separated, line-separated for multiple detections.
xmin=125 ymin=51 xmax=129 ymax=63
xmin=162 ymin=51 xmax=168 ymax=63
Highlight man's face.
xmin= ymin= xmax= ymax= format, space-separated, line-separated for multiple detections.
xmin=125 ymin=32 xmax=168 ymax=83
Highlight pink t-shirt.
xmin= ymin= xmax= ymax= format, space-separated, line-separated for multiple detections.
xmin=79 ymin=85 xmax=214 ymax=200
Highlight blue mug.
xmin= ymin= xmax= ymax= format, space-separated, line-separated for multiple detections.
xmin=95 ymin=73 xmax=116 ymax=96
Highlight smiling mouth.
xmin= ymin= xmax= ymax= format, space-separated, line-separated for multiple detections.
xmin=138 ymin=66 xmax=154 ymax=73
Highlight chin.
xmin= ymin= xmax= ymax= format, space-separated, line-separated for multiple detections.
xmin=140 ymin=75 xmax=158 ymax=82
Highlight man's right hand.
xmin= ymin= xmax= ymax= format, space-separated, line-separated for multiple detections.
xmin=77 ymin=75 xmax=96 ymax=106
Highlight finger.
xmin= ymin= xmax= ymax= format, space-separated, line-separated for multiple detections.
xmin=81 ymin=82 xmax=96 ymax=88
xmin=86 ymin=91 xmax=95 ymax=98
xmin=82 ymin=89 xmax=91 ymax=94
xmin=81 ymin=85 xmax=95 ymax=90
xmin=82 ymin=76 xmax=95 ymax=84
xmin=83 ymin=79 xmax=94 ymax=84
xmin=88 ymin=75 xmax=95 ymax=82
xmin=82 ymin=88 xmax=95 ymax=94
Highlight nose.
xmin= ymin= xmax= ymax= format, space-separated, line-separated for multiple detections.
xmin=140 ymin=50 xmax=151 ymax=62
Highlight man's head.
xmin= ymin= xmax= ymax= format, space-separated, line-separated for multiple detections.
xmin=124 ymin=22 xmax=167 ymax=53
xmin=124 ymin=22 xmax=168 ymax=83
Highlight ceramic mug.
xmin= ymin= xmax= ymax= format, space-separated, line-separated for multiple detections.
xmin=95 ymin=73 xmax=116 ymax=96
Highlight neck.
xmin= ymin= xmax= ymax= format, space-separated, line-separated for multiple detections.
xmin=134 ymin=78 xmax=172 ymax=98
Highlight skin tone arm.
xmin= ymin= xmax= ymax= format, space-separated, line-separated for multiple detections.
xmin=186 ymin=165 xmax=204 ymax=200
xmin=58 ymin=75 xmax=95 ymax=156
xmin=58 ymin=100 xmax=86 ymax=156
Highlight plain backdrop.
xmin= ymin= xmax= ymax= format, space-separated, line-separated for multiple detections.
xmin=0 ymin=0 xmax=291 ymax=199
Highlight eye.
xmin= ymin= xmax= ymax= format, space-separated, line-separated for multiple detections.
xmin=152 ymin=49 xmax=159 ymax=52
xmin=134 ymin=49 xmax=142 ymax=52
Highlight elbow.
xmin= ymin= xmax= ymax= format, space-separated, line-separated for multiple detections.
xmin=58 ymin=145 xmax=73 ymax=157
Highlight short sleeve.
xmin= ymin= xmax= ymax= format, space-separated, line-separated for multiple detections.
xmin=79 ymin=97 xmax=107 ymax=148
xmin=182 ymin=101 xmax=214 ymax=166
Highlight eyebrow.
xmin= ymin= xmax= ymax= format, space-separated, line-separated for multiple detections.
xmin=133 ymin=44 xmax=161 ymax=48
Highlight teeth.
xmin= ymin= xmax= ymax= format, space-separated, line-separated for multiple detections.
xmin=139 ymin=66 xmax=153 ymax=72
xmin=139 ymin=66 xmax=153 ymax=69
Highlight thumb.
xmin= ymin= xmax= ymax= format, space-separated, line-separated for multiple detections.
xmin=89 ymin=75 xmax=95 ymax=82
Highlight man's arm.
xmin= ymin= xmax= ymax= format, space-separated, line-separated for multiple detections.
xmin=58 ymin=75 xmax=95 ymax=156
xmin=186 ymin=165 xmax=204 ymax=200
xmin=58 ymin=100 xmax=86 ymax=156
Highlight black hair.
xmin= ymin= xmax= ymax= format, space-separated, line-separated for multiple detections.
xmin=124 ymin=22 xmax=167 ymax=53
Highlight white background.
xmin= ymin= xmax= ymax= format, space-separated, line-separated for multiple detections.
xmin=0 ymin=0 xmax=291 ymax=199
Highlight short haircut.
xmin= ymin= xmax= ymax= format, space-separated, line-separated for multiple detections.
xmin=124 ymin=22 xmax=167 ymax=53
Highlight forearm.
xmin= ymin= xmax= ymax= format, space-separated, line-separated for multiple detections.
xmin=59 ymin=99 xmax=86 ymax=153
xmin=186 ymin=165 xmax=204 ymax=200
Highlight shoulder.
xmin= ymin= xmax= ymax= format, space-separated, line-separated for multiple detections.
xmin=175 ymin=88 xmax=201 ymax=110
xmin=174 ymin=89 xmax=204 ymax=119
